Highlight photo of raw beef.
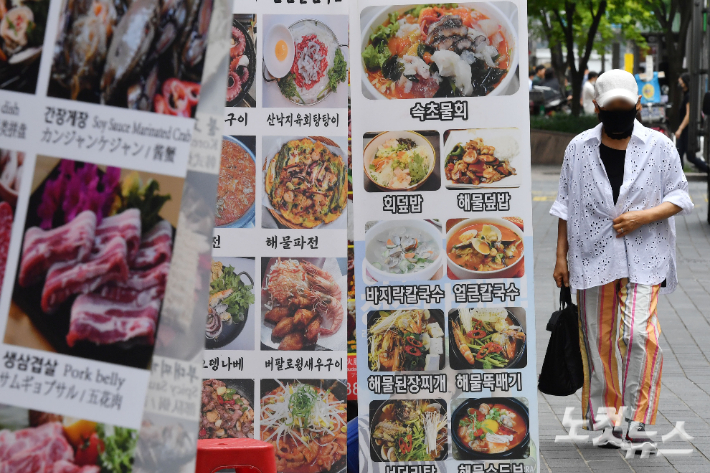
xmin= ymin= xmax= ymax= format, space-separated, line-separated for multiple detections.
xmin=7 ymin=156 xmax=184 ymax=369
xmin=0 ymin=148 xmax=23 ymax=289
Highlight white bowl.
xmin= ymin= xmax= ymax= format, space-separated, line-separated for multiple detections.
xmin=360 ymin=3 xmax=519 ymax=99
xmin=363 ymin=131 xmax=436 ymax=191
xmin=264 ymin=24 xmax=294 ymax=78
xmin=446 ymin=217 xmax=524 ymax=280
xmin=365 ymin=220 xmax=443 ymax=283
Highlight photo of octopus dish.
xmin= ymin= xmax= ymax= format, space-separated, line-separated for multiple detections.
xmin=261 ymin=379 xmax=347 ymax=473
xmin=371 ymin=399 xmax=448 ymax=462
xmin=215 ymin=137 xmax=256 ymax=228
xmin=48 ymin=0 xmax=212 ymax=116
xmin=262 ymin=258 xmax=345 ymax=351
xmin=265 ymin=138 xmax=347 ymax=229
xmin=200 ymin=379 xmax=255 ymax=439
xmin=227 ymin=16 xmax=256 ymax=106
xmin=451 ymin=398 xmax=529 ymax=459
xmin=361 ymin=3 xmax=516 ymax=99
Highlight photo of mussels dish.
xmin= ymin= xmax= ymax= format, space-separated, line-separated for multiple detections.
xmin=261 ymin=379 xmax=347 ymax=473
xmin=371 ymin=399 xmax=448 ymax=462
xmin=262 ymin=258 xmax=345 ymax=351
xmin=0 ymin=0 xmax=48 ymax=93
xmin=48 ymin=0 xmax=212 ymax=116
xmin=360 ymin=3 xmax=518 ymax=99
xmin=368 ymin=309 xmax=445 ymax=372
xmin=449 ymin=308 xmax=525 ymax=369
xmin=264 ymin=137 xmax=348 ymax=229
xmin=205 ymin=260 xmax=255 ymax=348
xmin=227 ymin=15 xmax=256 ymax=107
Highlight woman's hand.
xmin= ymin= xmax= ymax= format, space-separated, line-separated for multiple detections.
xmin=613 ymin=210 xmax=649 ymax=238
xmin=675 ymin=129 xmax=682 ymax=140
xmin=553 ymin=255 xmax=569 ymax=288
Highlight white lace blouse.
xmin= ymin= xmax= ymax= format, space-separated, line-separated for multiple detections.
xmin=550 ymin=121 xmax=693 ymax=294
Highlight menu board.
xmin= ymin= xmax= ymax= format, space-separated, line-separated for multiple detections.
xmin=351 ymin=1 xmax=540 ymax=472
xmin=202 ymin=1 xmax=350 ymax=472
xmin=0 ymin=0 xmax=230 ymax=469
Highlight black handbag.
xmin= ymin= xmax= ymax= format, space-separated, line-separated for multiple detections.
xmin=538 ymin=286 xmax=585 ymax=396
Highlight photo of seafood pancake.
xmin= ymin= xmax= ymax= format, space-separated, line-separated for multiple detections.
xmin=48 ymin=0 xmax=212 ymax=116
xmin=0 ymin=0 xmax=48 ymax=93
xmin=360 ymin=3 xmax=519 ymax=100
xmin=261 ymin=257 xmax=346 ymax=351
xmin=263 ymin=137 xmax=348 ymax=229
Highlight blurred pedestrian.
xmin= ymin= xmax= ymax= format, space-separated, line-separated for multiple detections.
xmin=542 ymin=68 xmax=561 ymax=94
xmin=533 ymin=65 xmax=545 ymax=86
xmin=529 ymin=69 xmax=535 ymax=91
xmin=675 ymin=73 xmax=709 ymax=172
xmin=582 ymin=71 xmax=598 ymax=114
xmin=551 ymin=69 xmax=692 ymax=453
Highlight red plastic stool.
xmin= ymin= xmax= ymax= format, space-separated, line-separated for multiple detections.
xmin=196 ymin=438 xmax=276 ymax=473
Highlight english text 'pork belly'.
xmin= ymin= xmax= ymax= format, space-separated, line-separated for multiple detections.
xmin=18 ymin=211 xmax=97 ymax=287
xmin=132 ymin=219 xmax=172 ymax=269
xmin=66 ymin=294 xmax=161 ymax=347
xmin=41 ymin=236 xmax=129 ymax=313
xmin=94 ymin=208 xmax=141 ymax=263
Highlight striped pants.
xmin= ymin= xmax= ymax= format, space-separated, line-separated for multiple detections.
xmin=577 ymin=279 xmax=663 ymax=430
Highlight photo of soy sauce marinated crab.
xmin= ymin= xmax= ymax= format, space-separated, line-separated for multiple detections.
xmin=48 ymin=0 xmax=213 ymax=116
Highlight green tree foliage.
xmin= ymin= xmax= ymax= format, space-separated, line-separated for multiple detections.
xmin=529 ymin=0 xmax=655 ymax=116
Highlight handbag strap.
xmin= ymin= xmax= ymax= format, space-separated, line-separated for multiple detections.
xmin=559 ymin=285 xmax=573 ymax=309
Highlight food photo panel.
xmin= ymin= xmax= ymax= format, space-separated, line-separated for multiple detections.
xmin=206 ymin=257 xmax=256 ymax=350
xmin=216 ymin=136 xmax=256 ymax=229
xmin=359 ymin=2 xmax=520 ymax=100
xmin=442 ymin=128 xmax=521 ymax=189
xmin=448 ymin=307 xmax=526 ymax=370
xmin=5 ymin=155 xmax=182 ymax=369
xmin=47 ymin=0 xmax=213 ymax=116
xmin=446 ymin=217 xmax=524 ymax=279
xmin=363 ymin=130 xmax=441 ymax=192
xmin=262 ymin=14 xmax=349 ymax=109
xmin=228 ymin=14 xmax=257 ymax=107
xmin=261 ymin=257 xmax=347 ymax=352
xmin=260 ymin=378 xmax=347 ymax=473
xmin=364 ymin=219 xmax=444 ymax=283
xmin=262 ymin=136 xmax=348 ymax=230
xmin=0 ymin=0 xmax=48 ymax=94
xmin=370 ymin=398 xmax=448 ymax=462
xmin=200 ymin=378 xmax=255 ymax=439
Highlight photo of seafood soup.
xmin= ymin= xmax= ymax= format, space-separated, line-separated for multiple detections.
xmin=455 ymin=402 xmax=527 ymax=455
xmin=367 ymin=226 xmax=439 ymax=275
xmin=448 ymin=222 xmax=522 ymax=272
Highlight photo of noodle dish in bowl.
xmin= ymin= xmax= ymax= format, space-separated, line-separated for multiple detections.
xmin=370 ymin=399 xmax=448 ymax=462
xmin=446 ymin=217 xmax=524 ymax=279
xmin=451 ymin=397 xmax=529 ymax=460
xmin=443 ymin=128 xmax=521 ymax=188
xmin=360 ymin=3 xmax=518 ymax=100
xmin=260 ymin=379 xmax=347 ymax=473
xmin=364 ymin=219 xmax=443 ymax=283
xmin=363 ymin=131 xmax=437 ymax=191
xmin=449 ymin=307 xmax=526 ymax=370
xmin=261 ymin=257 xmax=346 ymax=351
xmin=368 ymin=309 xmax=445 ymax=372
xmin=263 ymin=136 xmax=348 ymax=230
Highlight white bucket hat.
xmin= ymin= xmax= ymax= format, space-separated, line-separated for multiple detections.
xmin=594 ymin=69 xmax=639 ymax=108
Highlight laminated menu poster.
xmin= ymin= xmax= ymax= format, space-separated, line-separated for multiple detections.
xmin=203 ymin=1 xmax=350 ymax=473
xmin=351 ymin=1 xmax=540 ymax=472
xmin=0 ymin=0 xmax=231 ymax=468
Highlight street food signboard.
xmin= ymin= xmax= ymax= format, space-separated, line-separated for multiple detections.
xmin=0 ymin=0 xmax=230 ymax=469
xmin=351 ymin=1 xmax=541 ymax=472
xmin=201 ymin=1 xmax=350 ymax=472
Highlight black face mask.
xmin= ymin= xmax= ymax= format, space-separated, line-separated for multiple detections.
xmin=598 ymin=107 xmax=637 ymax=139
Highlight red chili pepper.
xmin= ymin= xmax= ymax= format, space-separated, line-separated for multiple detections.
xmin=217 ymin=396 xmax=224 ymax=404
xmin=154 ymin=79 xmax=202 ymax=117
xmin=199 ymin=428 xmax=207 ymax=437
xmin=405 ymin=336 xmax=423 ymax=347
xmin=404 ymin=345 xmax=422 ymax=357
xmin=476 ymin=342 xmax=503 ymax=359
xmin=398 ymin=434 xmax=413 ymax=453
xmin=467 ymin=329 xmax=487 ymax=339
xmin=224 ymin=399 xmax=235 ymax=405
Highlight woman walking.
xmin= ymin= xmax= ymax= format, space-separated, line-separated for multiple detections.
xmin=551 ymin=70 xmax=693 ymax=452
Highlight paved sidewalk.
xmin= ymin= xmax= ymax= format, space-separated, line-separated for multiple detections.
xmin=533 ymin=166 xmax=710 ymax=472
